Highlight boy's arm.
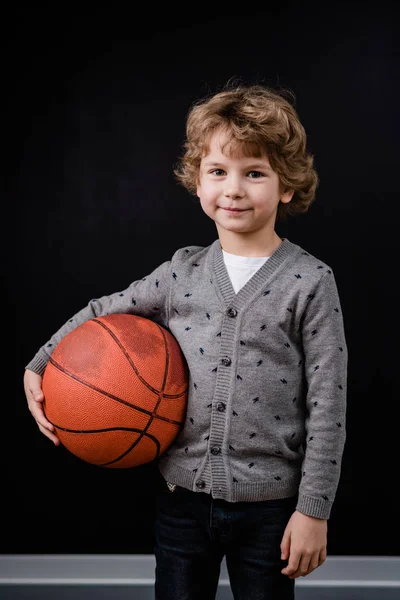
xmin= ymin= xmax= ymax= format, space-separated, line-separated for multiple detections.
xmin=280 ymin=268 xmax=348 ymax=579
xmin=25 ymin=258 xmax=172 ymax=376
xmin=296 ymin=268 xmax=348 ymax=520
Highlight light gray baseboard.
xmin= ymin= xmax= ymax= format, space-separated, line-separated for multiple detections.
xmin=1 ymin=555 xmax=399 ymax=599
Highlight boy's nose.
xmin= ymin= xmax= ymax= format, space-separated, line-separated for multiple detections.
xmin=224 ymin=177 xmax=245 ymax=199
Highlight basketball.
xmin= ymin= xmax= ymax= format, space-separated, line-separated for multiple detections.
xmin=42 ymin=314 xmax=189 ymax=468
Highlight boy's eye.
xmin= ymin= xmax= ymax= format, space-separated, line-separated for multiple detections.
xmin=209 ymin=169 xmax=265 ymax=178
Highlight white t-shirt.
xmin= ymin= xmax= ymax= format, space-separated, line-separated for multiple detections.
xmin=222 ymin=249 xmax=270 ymax=294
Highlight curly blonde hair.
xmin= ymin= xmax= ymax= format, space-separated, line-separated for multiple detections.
xmin=174 ymin=83 xmax=319 ymax=222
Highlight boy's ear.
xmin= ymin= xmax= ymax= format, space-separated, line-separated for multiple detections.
xmin=280 ymin=188 xmax=294 ymax=204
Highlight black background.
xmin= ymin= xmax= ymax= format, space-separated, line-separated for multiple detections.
xmin=6 ymin=2 xmax=399 ymax=555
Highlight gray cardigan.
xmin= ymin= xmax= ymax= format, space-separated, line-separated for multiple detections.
xmin=26 ymin=237 xmax=348 ymax=520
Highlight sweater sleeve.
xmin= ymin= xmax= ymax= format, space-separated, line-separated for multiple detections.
xmin=296 ymin=268 xmax=348 ymax=520
xmin=25 ymin=258 xmax=172 ymax=377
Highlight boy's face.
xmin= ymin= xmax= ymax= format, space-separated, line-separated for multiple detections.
xmin=197 ymin=128 xmax=293 ymax=248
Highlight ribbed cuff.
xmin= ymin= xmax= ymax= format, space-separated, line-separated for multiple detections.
xmin=25 ymin=353 xmax=49 ymax=377
xmin=296 ymin=493 xmax=332 ymax=520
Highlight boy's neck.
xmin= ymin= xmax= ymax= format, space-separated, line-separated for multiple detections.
xmin=219 ymin=232 xmax=283 ymax=258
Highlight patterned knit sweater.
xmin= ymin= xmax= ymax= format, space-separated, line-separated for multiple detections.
xmin=26 ymin=237 xmax=348 ymax=520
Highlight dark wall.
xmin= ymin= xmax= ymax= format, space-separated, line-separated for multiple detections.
xmin=7 ymin=3 xmax=399 ymax=555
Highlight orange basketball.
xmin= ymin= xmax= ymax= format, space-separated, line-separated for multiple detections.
xmin=42 ymin=314 xmax=188 ymax=468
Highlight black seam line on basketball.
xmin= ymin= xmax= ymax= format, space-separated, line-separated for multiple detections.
xmin=49 ymin=422 xmax=161 ymax=439
xmin=99 ymin=427 xmax=161 ymax=466
xmin=152 ymin=321 xmax=189 ymax=398
xmin=48 ymin=421 xmax=162 ymax=466
xmin=89 ymin=317 xmax=189 ymax=400
xmin=154 ymin=322 xmax=170 ymax=392
xmin=47 ymin=357 xmax=183 ymax=427
xmin=152 ymin=324 xmax=190 ymax=397
xmin=162 ymin=390 xmax=189 ymax=399
xmin=46 ymin=415 xmax=162 ymax=455
xmin=92 ymin=318 xmax=169 ymax=396
xmin=92 ymin=318 xmax=189 ymax=398
xmin=100 ymin=412 xmax=163 ymax=466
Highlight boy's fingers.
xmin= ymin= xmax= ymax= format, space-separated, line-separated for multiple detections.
xmin=297 ymin=554 xmax=311 ymax=578
xmin=283 ymin=552 xmax=310 ymax=579
xmin=304 ymin=551 xmax=320 ymax=576
xmin=37 ymin=416 xmax=54 ymax=432
xmin=24 ymin=375 xmax=59 ymax=444
xmin=281 ymin=550 xmax=300 ymax=576
xmin=37 ymin=423 xmax=60 ymax=445
xmin=28 ymin=399 xmax=54 ymax=431
xmin=280 ymin=534 xmax=290 ymax=559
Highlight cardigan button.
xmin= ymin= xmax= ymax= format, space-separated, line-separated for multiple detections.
xmin=211 ymin=445 xmax=221 ymax=455
xmin=227 ymin=307 xmax=238 ymax=318
xmin=220 ymin=357 xmax=232 ymax=367
xmin=216 ymin=402 xmax=226 ymax=412
xmin=195 ymin=480 xmax=206 ymax=489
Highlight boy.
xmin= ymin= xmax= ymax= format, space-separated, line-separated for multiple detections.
xmin=24 ymin=83 xmax=348 ymax=599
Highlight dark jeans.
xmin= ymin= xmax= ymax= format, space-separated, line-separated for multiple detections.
xmin=154 ymin=479 xmax=297 ymax=600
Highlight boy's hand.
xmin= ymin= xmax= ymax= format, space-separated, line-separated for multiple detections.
xmin=23 ymin=369 xmax=60 ymax=446
xmin=280 ymin=510 xmax=327 ymax=578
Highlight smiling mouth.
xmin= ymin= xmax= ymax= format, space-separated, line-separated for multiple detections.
xmin=223 ymin=207 xmax=248 ymax=212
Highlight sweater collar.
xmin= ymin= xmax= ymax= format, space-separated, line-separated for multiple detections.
xmin=210 ymin=237 xmax=300 ymax=309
